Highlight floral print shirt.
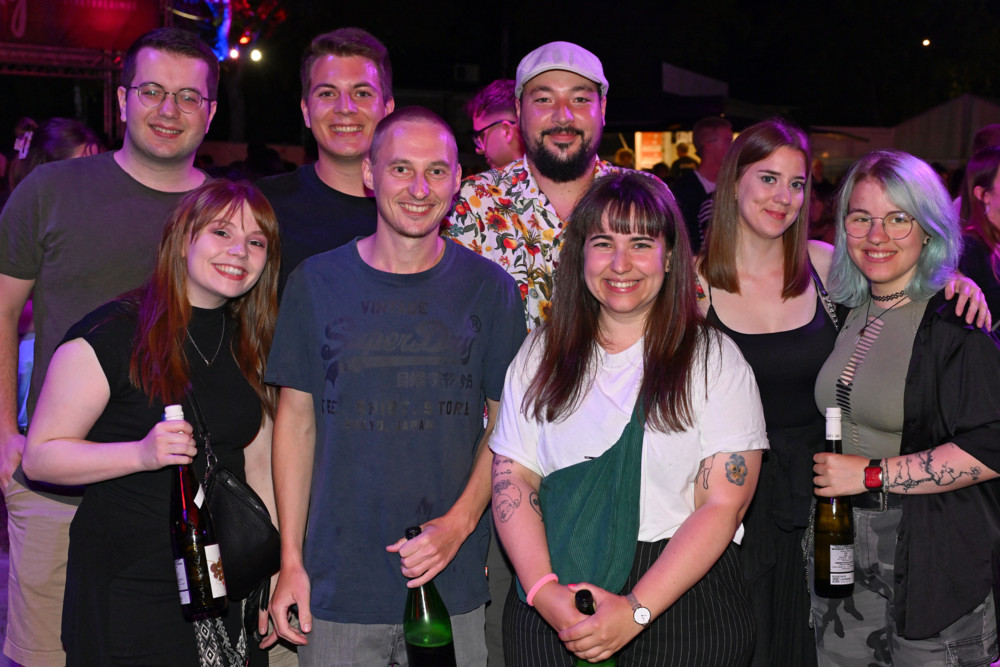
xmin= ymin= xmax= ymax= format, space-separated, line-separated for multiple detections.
xmin=442 ymin=157 xmax=625 ymax=331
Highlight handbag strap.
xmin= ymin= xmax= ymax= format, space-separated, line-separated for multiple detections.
xmin=809 ymin=260 xmax=840 ymax=330
xmin=185 ymin=391 xmax=219 ymax=486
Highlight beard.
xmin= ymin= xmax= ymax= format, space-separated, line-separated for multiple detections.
xmin=526 ymin=126 xmax=601 ymax=183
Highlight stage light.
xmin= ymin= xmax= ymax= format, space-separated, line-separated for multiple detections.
xmin=250 ymin=49 xmax=262 ymax=62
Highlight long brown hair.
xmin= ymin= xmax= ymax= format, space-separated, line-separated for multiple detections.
xmin=962 ymin=146 xmax=1000 ymax=280
xmin=701 ymin=118 xmax=812 ymax=298
xmin=127 ymin=179 xmax=280 ymax=419
xmin=525 ymin=171 xmax=708 ymax=433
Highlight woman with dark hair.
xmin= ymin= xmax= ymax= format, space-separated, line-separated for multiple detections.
xmin=7 ymin=117 xmax=102 ymax=193
xmin=492 ymin=171 xmax=767 ymax=665
xmin=813 ymin=150 xmax=1000 ymax=665
xmin=960 ymin=145 xmax=1000 ymax=321
xmin=21 ymin=179 xmax=279 ymax=666
xmin=696 ymin=119 xmax=988 ymax=667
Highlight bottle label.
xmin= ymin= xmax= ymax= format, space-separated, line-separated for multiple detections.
xmin=204 ymin=544 xmax=227 ymax=598
xmin=194 ymin=485 xmax=205 ymax=508
xmin=829 ymin=544 xmax=855 ymax=585
xmin=174 ymin=558 xmax=191 ymax=604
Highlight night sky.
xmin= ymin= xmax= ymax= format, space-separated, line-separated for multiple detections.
xmin=4 ymin=0 xmax=1000 ymax=146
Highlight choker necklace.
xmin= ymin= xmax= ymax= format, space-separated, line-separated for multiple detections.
xmin=871 ymin=289 xmax=907 ymax=302
xmin=187 ymin=317 xmax=225 ymax=366
xmin=859 ymin=294 xmax=908 ymax=338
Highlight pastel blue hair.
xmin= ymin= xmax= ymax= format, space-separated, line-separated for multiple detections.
xmin=828 ymin=150 xmax=960 ymax=307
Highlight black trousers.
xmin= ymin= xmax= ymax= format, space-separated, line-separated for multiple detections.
xmin=503 ymin=540 xmax=754 ymax=667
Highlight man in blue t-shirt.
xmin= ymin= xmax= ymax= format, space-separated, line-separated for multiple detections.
xmin=263 ymin=107 xmax=526 ymax=666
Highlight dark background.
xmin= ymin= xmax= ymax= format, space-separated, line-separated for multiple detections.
xmin=3 ymin=0 xmax=1000 ymax=147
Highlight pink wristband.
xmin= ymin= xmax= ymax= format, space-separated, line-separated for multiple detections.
xmin=526 ymin=573 xmax=559 ymax=607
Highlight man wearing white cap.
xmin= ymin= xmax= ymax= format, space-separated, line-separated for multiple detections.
xmin=443 ymin=41 xmax=628 ymax=332
xmin=443 ymin=40 xmax=627 ymax=667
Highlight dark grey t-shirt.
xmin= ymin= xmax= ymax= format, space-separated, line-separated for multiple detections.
xmin=266 ymin=239 xmax=526 ymax=624
xmin=0 ymin=151 xmax=190 ymax=418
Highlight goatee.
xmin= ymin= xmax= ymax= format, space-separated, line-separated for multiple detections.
xmin=527 ymin=128 xmax=600 ymax=183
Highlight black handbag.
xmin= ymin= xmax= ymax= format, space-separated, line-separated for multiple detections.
xmin=187 ymin=392 xmax=281 ymax=601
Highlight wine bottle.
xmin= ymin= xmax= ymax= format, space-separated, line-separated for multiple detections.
xmin=573 ymin=589 xmax=618 ymax=667
xmin=814 ymin=406 xmax=855 ymax=598
xmin=402 ymin=526 xmax=457 ymax=667
xmin=167 ymin=404 xmax=227 ymax=621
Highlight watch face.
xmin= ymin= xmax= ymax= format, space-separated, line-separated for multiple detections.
xmin=634 ymin=607 xmax=651 ymax=625
xmin=864 ymin=466 xmax=882 ymax=490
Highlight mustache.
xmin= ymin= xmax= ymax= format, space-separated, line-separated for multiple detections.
xmin=540 ymin=126 xmax=584 ymax=138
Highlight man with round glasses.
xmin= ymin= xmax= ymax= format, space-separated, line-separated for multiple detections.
xmin=0 ymin=27 xmax=217 ymax=666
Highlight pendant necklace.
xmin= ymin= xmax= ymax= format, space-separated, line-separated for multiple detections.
xmin=187 ymin=317 xmax=225 ymax=366
xmin=859 ymin=293 xmax=908 ymax=338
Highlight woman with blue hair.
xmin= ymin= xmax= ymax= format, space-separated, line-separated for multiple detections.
xmin=812 ymin=149 xmax=1000 ymax=665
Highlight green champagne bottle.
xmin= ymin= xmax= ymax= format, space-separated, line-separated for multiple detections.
xmin=402 ymin=526 xmax=457 ymax=667
xmin=167 ymin=404 xmax=227 ymax=621
xmin=814 ymin=406 xmax=855 ymax=598
xmin=574 ymin=589 xmax=618 ymax=666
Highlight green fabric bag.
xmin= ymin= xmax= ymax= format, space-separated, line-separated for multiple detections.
xmin=517 ymin=403 xmax=645 ymax=602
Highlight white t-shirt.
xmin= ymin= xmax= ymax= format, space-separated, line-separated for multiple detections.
xmin=491 ymin=330 xmax=768 ymax=543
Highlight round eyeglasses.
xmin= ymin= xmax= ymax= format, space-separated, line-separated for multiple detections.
xmin=128 ymin=83 xmax=212 ymax=115
xmin=844 ymin=212 xmax=915 ymax=240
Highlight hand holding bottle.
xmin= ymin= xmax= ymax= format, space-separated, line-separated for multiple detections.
xmin=139 ymin=416 xmax=197 ymax=470
xmin=812 ymin=451 xmax=870 ymax=497
xmin=559 ymin=584 xmax=634 ymax=664
xmin=386 ymin=514 xmax=468 ymax=588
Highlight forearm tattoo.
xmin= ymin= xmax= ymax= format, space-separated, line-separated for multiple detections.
xmin=887 ymin=450 xmax=982 ymax=493
xmin=724 ymin=454 xmax=748 ymax=486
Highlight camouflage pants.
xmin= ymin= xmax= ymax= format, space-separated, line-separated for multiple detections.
xmin=810 ymin=507 xmax=998 ymax=666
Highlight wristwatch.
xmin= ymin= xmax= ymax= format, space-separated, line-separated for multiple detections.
xmin=864 ymin=458 xmax=884 ymax=491
xmin=625 ymin=592 xmax=651 ymax=626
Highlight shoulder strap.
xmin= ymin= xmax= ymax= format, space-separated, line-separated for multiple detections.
xmin=809 ymin=261 xmax=841 ymax=330
xmin=185 ymin=391 xmax=219 ymax=484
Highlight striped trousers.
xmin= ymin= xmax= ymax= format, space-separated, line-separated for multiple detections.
xmin=503 ymin=540 xmax=754 ymax=666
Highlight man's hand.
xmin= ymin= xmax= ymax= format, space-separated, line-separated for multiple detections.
xmin=0 ymin=431 xmax=24 ymax=493
xmin=265 ymin=564 xmax=312 ymax=647
xmin=386 ymin=513 xmax=473 ymax=588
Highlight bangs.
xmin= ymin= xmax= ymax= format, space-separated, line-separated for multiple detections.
xmin=572 ymin=172 xmax=681 ymax=248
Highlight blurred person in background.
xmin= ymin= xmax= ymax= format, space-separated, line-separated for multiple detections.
xmin=466 ymin=79 xmax=524 ymax=172
xmin=959 ymin=145 xmax=1000 ymax=324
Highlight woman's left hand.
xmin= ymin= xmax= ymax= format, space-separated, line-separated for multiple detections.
xmin=558 ymin=583 xmax=642 ymax=661
xmin=945 ymin=275 xmax=992 ymax=329
xmin=813 ymin=452 xmax=868 ymax=497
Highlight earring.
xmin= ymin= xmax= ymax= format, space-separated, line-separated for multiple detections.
xmin=923 ymin=237 xmax=930 ymax=246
